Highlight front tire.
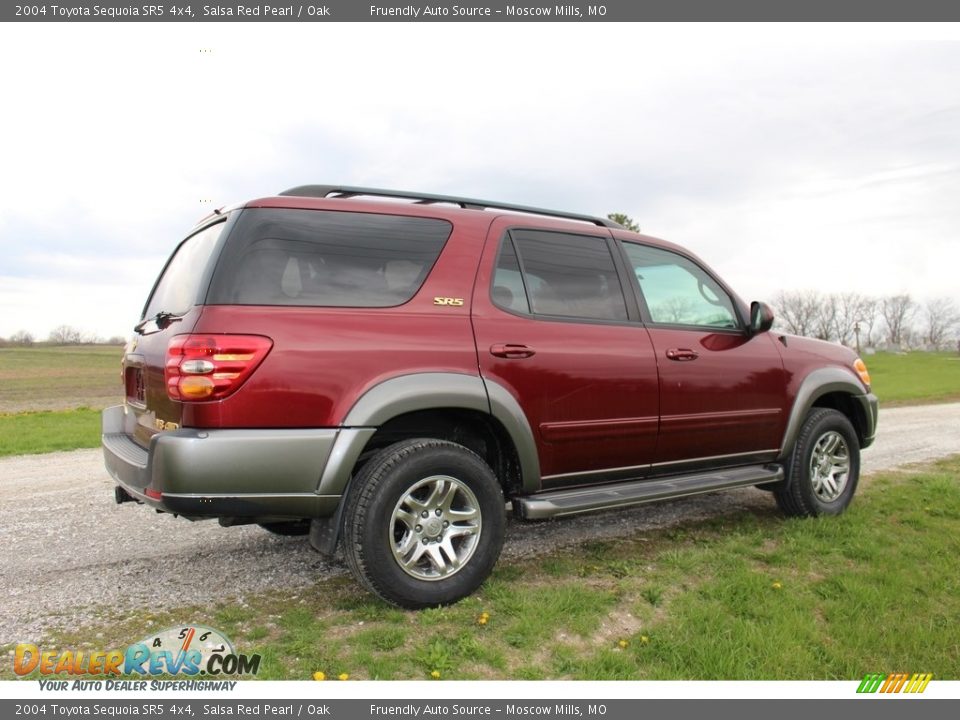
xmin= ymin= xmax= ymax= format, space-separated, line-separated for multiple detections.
xmin=775 ymin=408 xmax=860 ymax=517
xmin=342 ymin=438 xmax=506 ymax=609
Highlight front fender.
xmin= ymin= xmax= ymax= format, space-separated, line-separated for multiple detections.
xmin=779 ymin=367 xmax=878 ymax=460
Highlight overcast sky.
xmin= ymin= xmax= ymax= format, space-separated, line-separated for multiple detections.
xmin=1 ymin=23 xmax=958 ymax=339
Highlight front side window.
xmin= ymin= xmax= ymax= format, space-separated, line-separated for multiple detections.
xmin=492 ymin=230 xmax=628 ymax=322
xmin=206 ymin=209 xmax=453 ymax=307
xmin=622 ymin=243 xmax=738 ymax=328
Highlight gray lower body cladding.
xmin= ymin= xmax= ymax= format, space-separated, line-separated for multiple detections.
xmin=101 ymin=405 xmax=350 ymax=519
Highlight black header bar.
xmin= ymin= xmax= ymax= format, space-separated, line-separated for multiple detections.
xmin=4 ymin=0 xmax=960 ymax=22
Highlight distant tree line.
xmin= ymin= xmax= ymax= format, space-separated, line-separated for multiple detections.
xmin=0 ymin=325 xmax=125 ymax=347
xmin=773 ymin=291 xmax=960 ymax=351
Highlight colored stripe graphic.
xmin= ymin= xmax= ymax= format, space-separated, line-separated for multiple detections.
xmin=858 ymin=672 xmax=932 ymax=694
xmin=881 ymin=672 xmax=909 ymax=693
xmin=904 ymin=673 xmax=933 ymax=694
xmin=857 ymin=673 xmax=885 ymax=693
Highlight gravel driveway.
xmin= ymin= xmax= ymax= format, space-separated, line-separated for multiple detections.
xmin=2 ymin=403 xmax=959 ymax=646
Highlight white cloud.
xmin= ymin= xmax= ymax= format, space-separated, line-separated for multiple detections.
xmin=1 ymin=23 xmax=958 ymax=337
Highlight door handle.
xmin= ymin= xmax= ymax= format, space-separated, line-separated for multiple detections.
xmin=666 ymin=348 xmax=699 ymax=361
xmin=490 ymin=343 xmax=536 ymax=359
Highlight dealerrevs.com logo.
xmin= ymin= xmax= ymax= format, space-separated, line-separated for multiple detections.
xmin=857 ymin=673 xmax=933 ymax=694
xmin=14 ymin=625 xmax=261 ymax=680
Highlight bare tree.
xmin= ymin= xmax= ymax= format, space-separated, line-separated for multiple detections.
xmin=924 ymin=297 xmax=960 ymax=350
xmin=858 ymin=297 xmax=880 ymax=347
xmin=773 ymin=290 xmax=821 ymax=336
xmin=812 ymin=297 xmax=837 ymax=341
xmin=48 ymin=325 xmax=84 ymax=345
xmin=9 ymin=330 xmax=35 ymax=346
xmin=881 ymin=294 xmax=915 ymax=347
xmin=831 ymin=293 xmax=876 ymax=348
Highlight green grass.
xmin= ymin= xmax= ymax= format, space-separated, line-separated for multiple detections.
xmin=866 ymin=351 xmax=960 ymax=406
xmin=0 ymin=407 xmax=102 ymax=457
xmin=0 ymin=345 xmax=122 ymax=413
xmin=7 ymin=457 xmax=959 ymax=681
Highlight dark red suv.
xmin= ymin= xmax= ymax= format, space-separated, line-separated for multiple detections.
xmin=103 ymin=185 xmax=878 ymax=608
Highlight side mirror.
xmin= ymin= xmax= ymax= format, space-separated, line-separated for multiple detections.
xmin=749 ymin=301 xmax=775 ymax=335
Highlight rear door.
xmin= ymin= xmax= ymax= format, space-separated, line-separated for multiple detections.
xmin=472 ymin=218 xmax=660 ymax=488
xmin=618 ymin=240 xmax=789 ymax=470
xmin=122 ymin=218 xmax=228 ymax=450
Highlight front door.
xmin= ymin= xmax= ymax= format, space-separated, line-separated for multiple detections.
xmin=619 ymin=240 xmax=789 ymax=469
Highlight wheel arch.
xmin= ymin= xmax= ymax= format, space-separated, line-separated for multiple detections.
xmin=310 ymin=373 xmax=540 ymax=555
xmin=778 ymin=367 xmax=875 ymax=461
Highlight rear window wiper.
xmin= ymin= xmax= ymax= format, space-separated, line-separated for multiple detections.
xmin=134 ymin=311 xmax=182 ymax=335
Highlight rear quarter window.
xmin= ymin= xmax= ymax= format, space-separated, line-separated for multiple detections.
xmin=206 ymin=209 xmax=453 ymax=307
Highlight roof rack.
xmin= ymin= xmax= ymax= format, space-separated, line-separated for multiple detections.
xmin=279 ymin=184 xmax=622 ymax=229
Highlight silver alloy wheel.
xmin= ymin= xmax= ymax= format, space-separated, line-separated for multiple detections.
xmin=809 ymin=430 xmax=850 ymax=502
xmin=390 ymin=475 xmax=482 ymax=581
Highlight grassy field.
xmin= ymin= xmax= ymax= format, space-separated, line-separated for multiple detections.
xmin=0 ymin=408 xmax=102 ymax=457
xmin=0 ymin=345 xmax=121 ymax=413
xmin=0 ymin=347 xmax=955 ymax=457
xmin=864 ymin=351 xmax=960 ymax=405
xmin=5 ymin=456 xmax=959 ymax=681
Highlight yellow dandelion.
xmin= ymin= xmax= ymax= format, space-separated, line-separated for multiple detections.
xmin=478 ymin=616 xmax=488 ymax=626
xmin=771 ymin=581 xmax=783 ymax=590
xmin=312 ymin=671 xmax=326 ymax=681
xmin=338 ymin=673 xmax=350 ymax=681
xmin=617 ymin=639 xmax=629 ymax=649
xmin=639 ymin=635 xmax=650 ymax=645
xmin=431 ymin=670 xmax=441 ymax=679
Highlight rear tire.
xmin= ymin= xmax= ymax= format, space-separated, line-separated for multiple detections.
xmin=775 ymin=408 xmax=860 ymax=517
xmin=342 ymin=438 xmax=506 ymax=609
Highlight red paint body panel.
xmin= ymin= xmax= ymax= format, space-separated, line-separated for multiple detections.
xmin=186 ymin=306 xmax=479 ymax=428
xmin=778 ymin=333 xmax=867 ymax=398
xmin=471 ymin=217 xmax=660 ymax=481
xmin=644 ymin=327 xmax=789 ymax=462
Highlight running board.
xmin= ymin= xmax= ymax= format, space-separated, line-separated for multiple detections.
xmin=515 ymin=464 xmax=784 ymax=520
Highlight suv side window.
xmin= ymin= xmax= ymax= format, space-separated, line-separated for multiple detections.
xmin=622 ymin=242 xmax=738 ymax=329
xmin=207 ymin=209 xmax=452 ymax=307
xmin=493 ymin=230 xmax=628 ymax=322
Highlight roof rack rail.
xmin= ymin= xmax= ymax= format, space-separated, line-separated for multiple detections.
xmin=279 ymin=184 xmax=622 ymax=229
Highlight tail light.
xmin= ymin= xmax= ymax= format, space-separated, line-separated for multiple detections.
xmin=165 ymin=335 xmax=273 ymax=402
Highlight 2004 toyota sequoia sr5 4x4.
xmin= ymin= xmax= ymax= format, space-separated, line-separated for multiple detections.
xmin=103 ymin=185 xmax=878 ymax=608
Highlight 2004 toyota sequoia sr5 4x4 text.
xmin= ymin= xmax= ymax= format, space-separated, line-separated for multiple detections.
xmin=103 ymin=185 xmax=878 ymax=608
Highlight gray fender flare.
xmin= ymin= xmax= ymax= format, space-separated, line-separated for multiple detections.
xmin=778 ymin=367 xmax=876 ymax=461
xmin=316 ymin=372 xmax=540 ymax=497
xmin=308 ymin=373 xmax=540 ymax=556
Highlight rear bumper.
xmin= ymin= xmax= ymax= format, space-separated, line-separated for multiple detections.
xmin=102 ymin=405 xmax=347 ymax=520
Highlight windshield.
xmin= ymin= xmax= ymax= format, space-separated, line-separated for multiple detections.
xmin=143 ymin=221 xmax=226 ymax=319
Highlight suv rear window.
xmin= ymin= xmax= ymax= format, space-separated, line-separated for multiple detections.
xmin=206 ymin=209 xmax=453 ymax=307
xmin=144 ymin=220 xmax=226 ymax=318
